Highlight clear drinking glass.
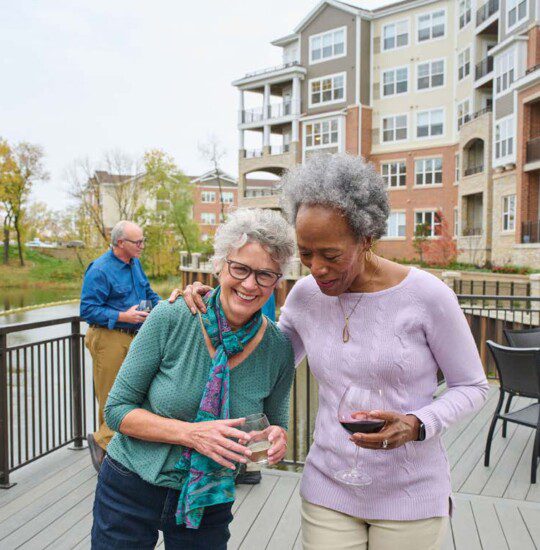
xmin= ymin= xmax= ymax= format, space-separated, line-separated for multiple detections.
xmin=240 ymin=413 xmax=271 ymax=465
xmin=138 ymin=300 xmax=153 ymax=313
xmin=334 ymin=386 xmax=384 ymax=487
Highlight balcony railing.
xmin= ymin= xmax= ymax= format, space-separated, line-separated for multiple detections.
xmin=240 ymin=101 xmax=296 ymax=124
xmin=243 ymin=60 xmax=301 ymax=79
xmin=462 ymin=227 xmax=483 ymax=236
xmin=475 ymin=56 xmax=494 ymax=80
xmin=522 ymin=220 xmax=540 ymax=243
xmin=245 ymin=149 xmax=263 ymax=159
xmin=241 ymin=107 xmax=264 ymax=124
xmin=268 ymin=101 xmax=292 ymax=119
xmin=270 ymin=144 xmax=290 ymax=155
xmin=464 ymin=165 xmax=484 ymax=176
xmin=476 ymin=0 xmax=499 ymax=26
xmin=526 ymin=137 xmax=540 ymax=163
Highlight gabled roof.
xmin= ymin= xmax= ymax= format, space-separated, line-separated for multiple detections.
xmin=191 ymin=168 xmax=237 ymax=187
xmin=292 ymin=0 xmax=366 ymax=34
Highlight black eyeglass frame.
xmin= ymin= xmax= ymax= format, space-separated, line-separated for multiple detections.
xmin=225 ymin=260 xmax=282 ymax=287
xmin=121 ymin=238 xmax=146 ymax=247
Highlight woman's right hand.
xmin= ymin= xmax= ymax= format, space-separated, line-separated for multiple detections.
xmin=181 ymin=418 xmax=252 ymax=470
xmin=169 ymin=282 xmax=213 ymax=314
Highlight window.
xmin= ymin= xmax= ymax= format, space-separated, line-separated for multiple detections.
xmin=457 ymin=99 xmax=471 ymax=130
xmin=310 ymin=27 xmax=346 ymax=64
xmin=415 ymin=211 xmax=441 ymax=237
xmin=415 ymin=158 xmax=443 ymax=186
xmin=381 ymin=162 xmax=406 ymax=188
xmin=385 ymin=212 xmax=406 ymax=238
xmin=417 ymin=59 xmax=444 ymax=90
xmin=382 ymin=67 xmax=408 ymax=97
xmin=305 ymin=119 xmax=339 ymax=149
xmin=221 ymin=192 xmax=234 ymax=204
xmin=454 ymin=207 xmax=458 ymax=237
xmin=459 ymin=0 xmax=471 ymax=28
xmin=416 ymin=108 xmax=444 ymax=138
xmin=508 ymin=0 xmax=528 ymax=30
xmin=458 ymin=48 xmax=471 ymax=80
xmin=418 ymin=10 xmax=445 ymax=42
xmin=382 ymin=115 xmax=408 ymax=143
xmin=309 ymin=73 xmax=345 ymax=106
xmin=495 ymin=49 xmax=515 ymax=95
xmin=455 ymin=154 xmax=460 ymax=181
xmin=495 ymin=116 xmax=514 ymax=160
xmin=382 ymin=20 xmax=409 ymax=51
xmin=201 ymin=191 xmax=216 ymax=203
xmin=502 ymin=195 xmax=516 ymax=231
xmin=201 ymin=212 xmax=216 ymax=224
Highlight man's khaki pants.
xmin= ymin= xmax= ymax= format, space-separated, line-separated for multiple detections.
xmin=85 ymin=326 xmax=134 ymax=451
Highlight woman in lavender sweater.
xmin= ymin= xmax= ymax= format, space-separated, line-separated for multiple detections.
xmin=179 ymin=153 xmax=489 ymax=550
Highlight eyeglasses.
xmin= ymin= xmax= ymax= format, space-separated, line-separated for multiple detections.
xmin=226 ymin=260 xmax=282 ymax=287
xmin=122 ymin=238 xmax=145 ymax=248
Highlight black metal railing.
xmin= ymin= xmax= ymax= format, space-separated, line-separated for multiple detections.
xmin=526 ymin=137 xmax=540 ymax=163
xmin=475 ymin=56 xmax=494 ymax=80
xmin=476 ymin=0 xmax=499 ymax=26
xmin=0 ymin=317 xmax=96 ymax=488
xmin=453 ymin=280 xmax=531 ymax=297
xmin=522 ymin=220 xmax=540 ymax=243
xmin=464 ymin=164 xmax=484 ymax=176
xmin=462 ymin=226 xmax=483 ymax=236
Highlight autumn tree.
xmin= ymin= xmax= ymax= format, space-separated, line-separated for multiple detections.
xmin=422 ymin=211 xmax=458 ymax=267
xmin=413 ymin=222 xmax=431 ymax=264
xmin=199 ymin=136 xmax=227 ymax=222
xmin=0 ymin=139 xmax=18 ymax=264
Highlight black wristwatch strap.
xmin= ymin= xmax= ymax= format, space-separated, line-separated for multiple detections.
xmin=417 ymin=421 xmax=426 ymax=441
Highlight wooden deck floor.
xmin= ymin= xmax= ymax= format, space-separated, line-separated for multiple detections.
xmin=1 ymin=384 xmax=539 ymax=549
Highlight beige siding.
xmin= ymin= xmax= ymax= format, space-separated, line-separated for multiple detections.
xmin=495 ymin=92 xmax=515 ymax=119
xmin=360 ymin=18 xmax=371 ymax=104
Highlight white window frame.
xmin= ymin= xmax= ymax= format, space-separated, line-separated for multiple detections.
xmin=416 ymin=58 xmax=445 ymax=91
xmin=309 ymin=26 xmax=347 ymax=65
xmin=201 ymin=212 xmax=216 ymax=225
xmin=457 ymin=98 xmax=472 ymax=131
xmin=414 ymin=158 xmax=443 ymax=187
xmin=304 ymin=118 xmax=340 ymax=150
xmin=502 ymin=194 xmax=516 ymax=232
xmin=494 ymin=115 xmax=515 ymax=163
xmin=415 ymin=210 xmax=441 ymax=238
xmin=454 ymin=207 xmax=459 ymax=237
xmin=495 ymin=48 xmax=516 ymax=97
xmin=381 ymin=19 xmax=409 ymax=52
xmin=507 ymin=0 xmax=528 ymax=32
xmin=458 ymin=47 xmax=471 ymax=81
xmin=416 ymin=108 xmax=445 ymax=139
xmin=455 ymin=153 xmax=461 ymax=183
xmin=201 ymin=191 xmax=216 ymax=203
xmin=416 ymin=9 xmax=446 ymax=44
xmin=381 ymin=66 xmax=409 ymax=98
xmin=459 ymin=0 xmax=472 ymax=29
xmin=381 ymin=161 xmax=407 ymax=188
xmin=221 ymin=191 xmax=234 ymax=204
xmin=381 ymin=114 xmax=408 ymax=143
xmin=308 ymin=72 xmax=346 ymax=108
xmin=383 ymin=211 xmax=407 ymax=239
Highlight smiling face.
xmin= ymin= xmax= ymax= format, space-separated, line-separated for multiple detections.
xmin=218 ymin=241 xmax=281 ymax=329
xmin=295 ymin=205 xmax=369 ymax=296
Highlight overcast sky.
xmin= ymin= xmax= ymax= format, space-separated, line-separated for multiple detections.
xmin=0 ymin=0 xmax=401 ymax=209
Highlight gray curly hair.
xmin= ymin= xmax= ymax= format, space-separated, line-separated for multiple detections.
xmin=280 ymin=153 xmax=390 ymax=240
xmin=212 ymin=208 xmax=296 ymax=273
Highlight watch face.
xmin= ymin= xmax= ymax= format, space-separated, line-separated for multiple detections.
xmin=418 ymin=423 xmax=426 ymax=441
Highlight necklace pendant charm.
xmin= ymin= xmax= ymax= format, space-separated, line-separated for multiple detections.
xmin=342 ymin=319 xmax=350 ymax=343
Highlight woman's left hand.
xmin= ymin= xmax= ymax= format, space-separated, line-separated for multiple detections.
xmin=266 ymin=426 xmax=288 ymax=465
xmin=350 ymin=411 xmax=420 ymax=450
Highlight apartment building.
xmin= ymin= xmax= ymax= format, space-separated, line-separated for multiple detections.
xmin=233 ymin=0 xmax=540 ymax=268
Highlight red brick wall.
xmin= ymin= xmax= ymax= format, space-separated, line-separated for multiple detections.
xmin=345 ymin=105 xmax=359 ymax=155
xmin=527 ymin=26 xmax=540 ymax=70
xmin=361 ymin=105 xmax=373 ymax=158
xmin=192 ymin=184 xmax=238 ymax=237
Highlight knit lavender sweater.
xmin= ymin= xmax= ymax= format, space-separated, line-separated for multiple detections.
xmin=278 ymin=268 xmax=489 ymax=521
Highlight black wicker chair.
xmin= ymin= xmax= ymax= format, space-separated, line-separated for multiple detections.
xmin=504 ymin=327 xmax=540 ymax=348
xmin=485 ymin=341 xmax=540 ymax=483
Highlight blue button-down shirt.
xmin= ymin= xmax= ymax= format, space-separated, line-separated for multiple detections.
xmin=80 ymin=249 xmax=161 ymax=330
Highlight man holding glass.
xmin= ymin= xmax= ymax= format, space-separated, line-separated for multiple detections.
xmin=80 ymin=220 xmax=160 ymax=472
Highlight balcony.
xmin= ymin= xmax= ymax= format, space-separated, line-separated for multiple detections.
xmin=240 ymin=101 xmax=295 ymax=125
xmin=475 ymin=56 xmax=494 ymax=81
xmin=245 ymin=148 xmax=263 ymax=159
xmin=464 ymin=165 xmax=484 ymax=177
xmin=526 ymin=137 xmax=540 ymax=164
xmin=243 ymin=60 xmax=301 ymax=79
xmin=476 ymin=0 xmax=499 ymax=27
xmin=522 ymin=220 xmax=540 ymax=243
xmin=244 ymin=145 xmax=291 ymax=159
xmin=463 ymin=226 xmax=483 ymax=236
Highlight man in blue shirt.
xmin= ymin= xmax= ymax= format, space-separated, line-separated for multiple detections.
xmin=80 ymin=220 xmax=160 ymax=471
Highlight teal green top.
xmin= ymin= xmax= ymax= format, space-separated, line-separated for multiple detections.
xmin=104 ymin=300 xmax=295 ymax=490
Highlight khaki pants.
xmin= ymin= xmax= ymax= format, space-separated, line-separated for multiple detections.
xmin=85 ymin=326 xmax=134 ymax=450
xmin=301 ymin=499 xmax=448 ymax=550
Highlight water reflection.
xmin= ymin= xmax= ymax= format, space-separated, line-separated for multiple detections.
xmin=0 ymin=288 xmax=80 ymax=313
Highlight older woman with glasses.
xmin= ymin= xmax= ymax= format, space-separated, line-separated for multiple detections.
xmin=91 ymin=208 xmax=296 ymax=550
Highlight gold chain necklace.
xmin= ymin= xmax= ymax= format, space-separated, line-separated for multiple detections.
xmin=337 ymin=255 xmax=380 ymax=343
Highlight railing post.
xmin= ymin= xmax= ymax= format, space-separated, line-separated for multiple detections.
xmin=69 ymin=320 xmax=84 ymax=449
xmin=0 ymin=332 xmax=15 ymax=487
xmin=442 ymin=270 xmax=462 ymax=292
xmin=530 ymin=273 xmax=540 ymax=312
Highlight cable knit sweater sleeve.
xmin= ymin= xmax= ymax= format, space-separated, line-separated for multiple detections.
xmin=409 ymin=275 xmax=490 ymax=440
xmin=278 ymin=278 xmax=309 ymax=366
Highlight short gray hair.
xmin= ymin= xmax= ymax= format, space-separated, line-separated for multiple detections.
xmin=111 ymin=220 xmax=130 ymax=246
xmin=280 ymin=153 xmax=389 ymax=241
xmin=212 ymin=208 xmax=295 ymax=272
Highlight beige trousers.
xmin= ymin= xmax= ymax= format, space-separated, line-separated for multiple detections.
xmin=85 ymin=326 xmax=134 ymax=450
xmin=301 ymin=499 xmax=448 ymax=550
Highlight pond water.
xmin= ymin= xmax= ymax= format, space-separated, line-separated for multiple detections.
xmin=0 ymin=287 xmax=80 ymax=313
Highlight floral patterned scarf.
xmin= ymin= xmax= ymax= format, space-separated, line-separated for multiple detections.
xmin=175 ymin=286 xmax=263 ymax=529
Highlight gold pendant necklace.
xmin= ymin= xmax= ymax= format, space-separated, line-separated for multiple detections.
xmin=338 ymin=295 xmax=364 ymax=343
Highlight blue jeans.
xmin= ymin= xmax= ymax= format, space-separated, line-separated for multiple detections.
xmin=92 ymin=455 xmax=233 ymax=549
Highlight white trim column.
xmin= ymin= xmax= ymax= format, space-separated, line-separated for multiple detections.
xmin=338 ymin=115 xmax=346 ymax=153
xmin=292 ymin=76 xmax=300 ymax=116
xmin=238 ymin=129 xmax=244 ymax=150
xmin=263 ymin=84 xmax=270 ymax=120
xmin=263 ymin=125 xmax=271 ymax=148
xmin=238 ymin=89 xmax=244 ymax=125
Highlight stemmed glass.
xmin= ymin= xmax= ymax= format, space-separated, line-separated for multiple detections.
xmin=138 ymin=300 xmax=153 ymax=313
xmin=334 ymin=386 xmax=384 ymax=487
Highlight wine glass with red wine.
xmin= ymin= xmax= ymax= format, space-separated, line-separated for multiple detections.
xmin=334 ymin=386 xmax=384 ymax=486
